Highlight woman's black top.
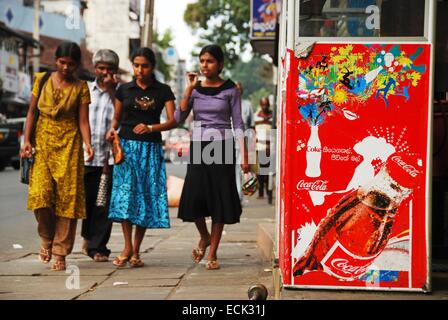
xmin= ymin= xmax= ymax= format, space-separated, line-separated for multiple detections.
xmin=115 ymin=79 xmax=175 ymax=142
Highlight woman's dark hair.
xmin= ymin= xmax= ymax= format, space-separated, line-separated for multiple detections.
xmin=55 ymin=41 xmax=82 ymax=64
xmin=131 ymin=47 xmax=156 ymax=67
xmin=199 ymin=44 xmax=225 ymax=73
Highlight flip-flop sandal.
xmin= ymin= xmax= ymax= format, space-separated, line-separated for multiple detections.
xmin=112 ymin=256 xmax=130 ymax=267
xmin=51 ymin=260 xmax=66 ymax=271
xmin=39 ymin=247 xmax=52 ymax=264
xmin=191 ymin=241 xmax=211 ymax=263
xmin=129 ymin=256 xmax=144 ymax=268
xmin=192 ymin=247 xmax=206 ymax=263
xmin=205 ymin=260 xmax=220 ymax=270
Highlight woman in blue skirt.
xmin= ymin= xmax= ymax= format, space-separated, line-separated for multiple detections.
xmin=106 ymin=48 xmax=177 ymax=267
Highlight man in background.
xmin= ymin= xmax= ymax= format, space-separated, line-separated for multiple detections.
xmin=254 ymin=96 xmax=273 ymax=204
xmin=82 ymin=49 xmax=119 ymax=262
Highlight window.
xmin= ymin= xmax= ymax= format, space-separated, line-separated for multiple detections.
xmin=299 ymin=0 xmax=425 ymax=38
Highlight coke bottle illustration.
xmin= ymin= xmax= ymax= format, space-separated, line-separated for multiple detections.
xmin=293 ymin=153 xmax=420 ymax=281
xmin=305 ymin=125 xmax=322 ymax=177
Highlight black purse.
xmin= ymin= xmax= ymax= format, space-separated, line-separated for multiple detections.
xmin=20 ymin=72 xmax=51 ymax=185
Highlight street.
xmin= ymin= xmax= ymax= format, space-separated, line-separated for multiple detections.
xmin=0 ymin=167 xmax=35 ymax=260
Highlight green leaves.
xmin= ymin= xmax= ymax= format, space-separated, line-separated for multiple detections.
xmin=184 ymin=0 xmax=250 ymax=70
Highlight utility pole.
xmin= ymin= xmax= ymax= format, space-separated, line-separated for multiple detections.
xmin=141 ymin=0 xmax=155 ymax=48
xmin=32 ymin=0 xmax=40 ymax=73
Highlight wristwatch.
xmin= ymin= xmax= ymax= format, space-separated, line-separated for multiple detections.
xmin=146 ymin=124 xmax=153 ymax=132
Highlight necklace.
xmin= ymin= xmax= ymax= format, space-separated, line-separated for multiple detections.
xmin=52 ymin=75 xmax=68 ymax=105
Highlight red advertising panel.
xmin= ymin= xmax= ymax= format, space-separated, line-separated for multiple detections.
xmin=279 ymin=43 xmax=431 ymax=291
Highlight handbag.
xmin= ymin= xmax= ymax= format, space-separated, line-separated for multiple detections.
xmin=242 ymin=172 xmax=259 ymax=196
xmin=95 ymin=173 xmax=111 ymax=207
xmin=20 ymin=156 xmax=34 ymax=184
xmin=111 ymin=133 xmax=124 ymax=165
xmin=21 ymin=72 xmax=51 ymax=185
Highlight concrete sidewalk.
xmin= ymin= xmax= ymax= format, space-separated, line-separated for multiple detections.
xmin=2 ymin=192 xmax=447 ymax=300
xmin=0 ymin=196 xmax=276 ymax=300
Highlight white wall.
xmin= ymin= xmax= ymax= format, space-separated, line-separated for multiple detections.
xmin=83 ymin=0 xmax=133 ymax=77
xmin=41 ymin=0 xmax=78 ymax=16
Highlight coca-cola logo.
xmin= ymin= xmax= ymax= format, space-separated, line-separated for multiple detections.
xmin=297 ymin=180 xmax=328 ymax=191
xmin=321 ymin=241 xmax=381 ymax=281
xmin=330 ymin=258 xmax=369 ymax=277
xmin=391 ymin=156 xmax=419 ymax=178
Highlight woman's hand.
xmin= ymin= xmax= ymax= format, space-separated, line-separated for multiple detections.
xmin=133 ymin=123 xmax=151 ymax=135
xmin=20 ymin=142 xmax=33 ymax=159
xmin=105 ymin=127 xmax=117 ymax=141
xmin=186 ymin=72 xmax=198 ymax=88
xmin=85 ymin=144 xmax=95 ymax=162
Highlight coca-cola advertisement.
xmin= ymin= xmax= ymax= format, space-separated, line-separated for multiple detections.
xmin=279 ymin=44 xmax=431 ymax=291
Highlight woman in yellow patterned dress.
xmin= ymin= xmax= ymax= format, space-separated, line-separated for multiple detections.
xmin=21 ymin=42 xmax=94 ymax=271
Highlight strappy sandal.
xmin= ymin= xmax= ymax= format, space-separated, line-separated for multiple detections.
xmin=51 ymin=259 xmax=66 ymax=271
xmin=205 ymin=260 xmax=220 ymax=270
xmin=192 ymin=247 xmax=206 ymax=263
xmin=191 ymin=240 xmax=211 ymax=263
xmin=39 ymin=247 xmax=52 ymax=264
xmin=129 ymin=255 xmax=144 ymax=268
xmin=112 ymin=256 xmax=130 ymax=267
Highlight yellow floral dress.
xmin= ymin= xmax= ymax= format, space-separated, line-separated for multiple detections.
xmin=27 ymin=72 xmax=91 ymax=219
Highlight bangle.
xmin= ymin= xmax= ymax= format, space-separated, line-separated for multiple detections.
xmin=146 ymin=124 xmax=153 ymax=132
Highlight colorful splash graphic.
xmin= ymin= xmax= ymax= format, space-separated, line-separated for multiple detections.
xmin=296 ymin=45 xmax=426 ymax=126
xmin=279 ymin=44 xmax=431 ymax=291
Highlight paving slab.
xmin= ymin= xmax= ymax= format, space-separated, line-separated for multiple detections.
xmin=78 ymin=286 xmax=172 ymax=300
xmin=113 ymin=267 xmax=186 ymax=280
xmin=0 ymin=275 xmax=105 ymax=300
xmin=170 ymin=285 xmax=257 ymax=300
xmin=101 ymin=276 xmax=180 ymax=288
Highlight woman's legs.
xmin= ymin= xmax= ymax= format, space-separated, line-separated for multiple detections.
xmin=52 ymin=217 xmax=77 ymax=270
xmin=127 ymin=225 xmax=147 ymax=267
xmin=35 ymin=208 xmax=55 ymax=264
xmin=195 ymin=218 xmax=211 ymax=249
xmin=113 ymin=220 xmax=143 ymax=267
xmin=133 ymin=226 xmax=146 ymax=257
xmin=193 ymin=218 xmax=224 ymax=265
xmin=35 ymin=208 xmax=77 ymax=270
xmin=207 ymin=222 xmax=224 ymax=261
xmin=120 ymin=220 xmax=133 ymax=257
xmin=191 ymin=218 xmax=211 ymax=263
xmin=34 ymin=208 xmax=56 ymax=251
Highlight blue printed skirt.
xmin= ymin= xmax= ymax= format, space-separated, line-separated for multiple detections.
xmin=108 ymin=138 xmax=170 ymax=229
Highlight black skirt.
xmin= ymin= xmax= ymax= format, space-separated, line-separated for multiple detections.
xmin=177 ymin=139 xmax=242 ymax=224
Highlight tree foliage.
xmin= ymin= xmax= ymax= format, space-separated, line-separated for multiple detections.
xmin=184 ymin=0 xmax=275 ymax=107
xmin=230 ymin=56 xmax=274 ymax=101
xmin=184 ymin=0 xmax=250 ymax=70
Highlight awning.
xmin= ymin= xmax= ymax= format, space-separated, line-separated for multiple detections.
xmin=0 ymin=22 xmax=40 ymax=48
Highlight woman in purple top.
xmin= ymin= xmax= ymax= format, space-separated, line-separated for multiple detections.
xmin=175 ymin=45 xmax=249 ymax=270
